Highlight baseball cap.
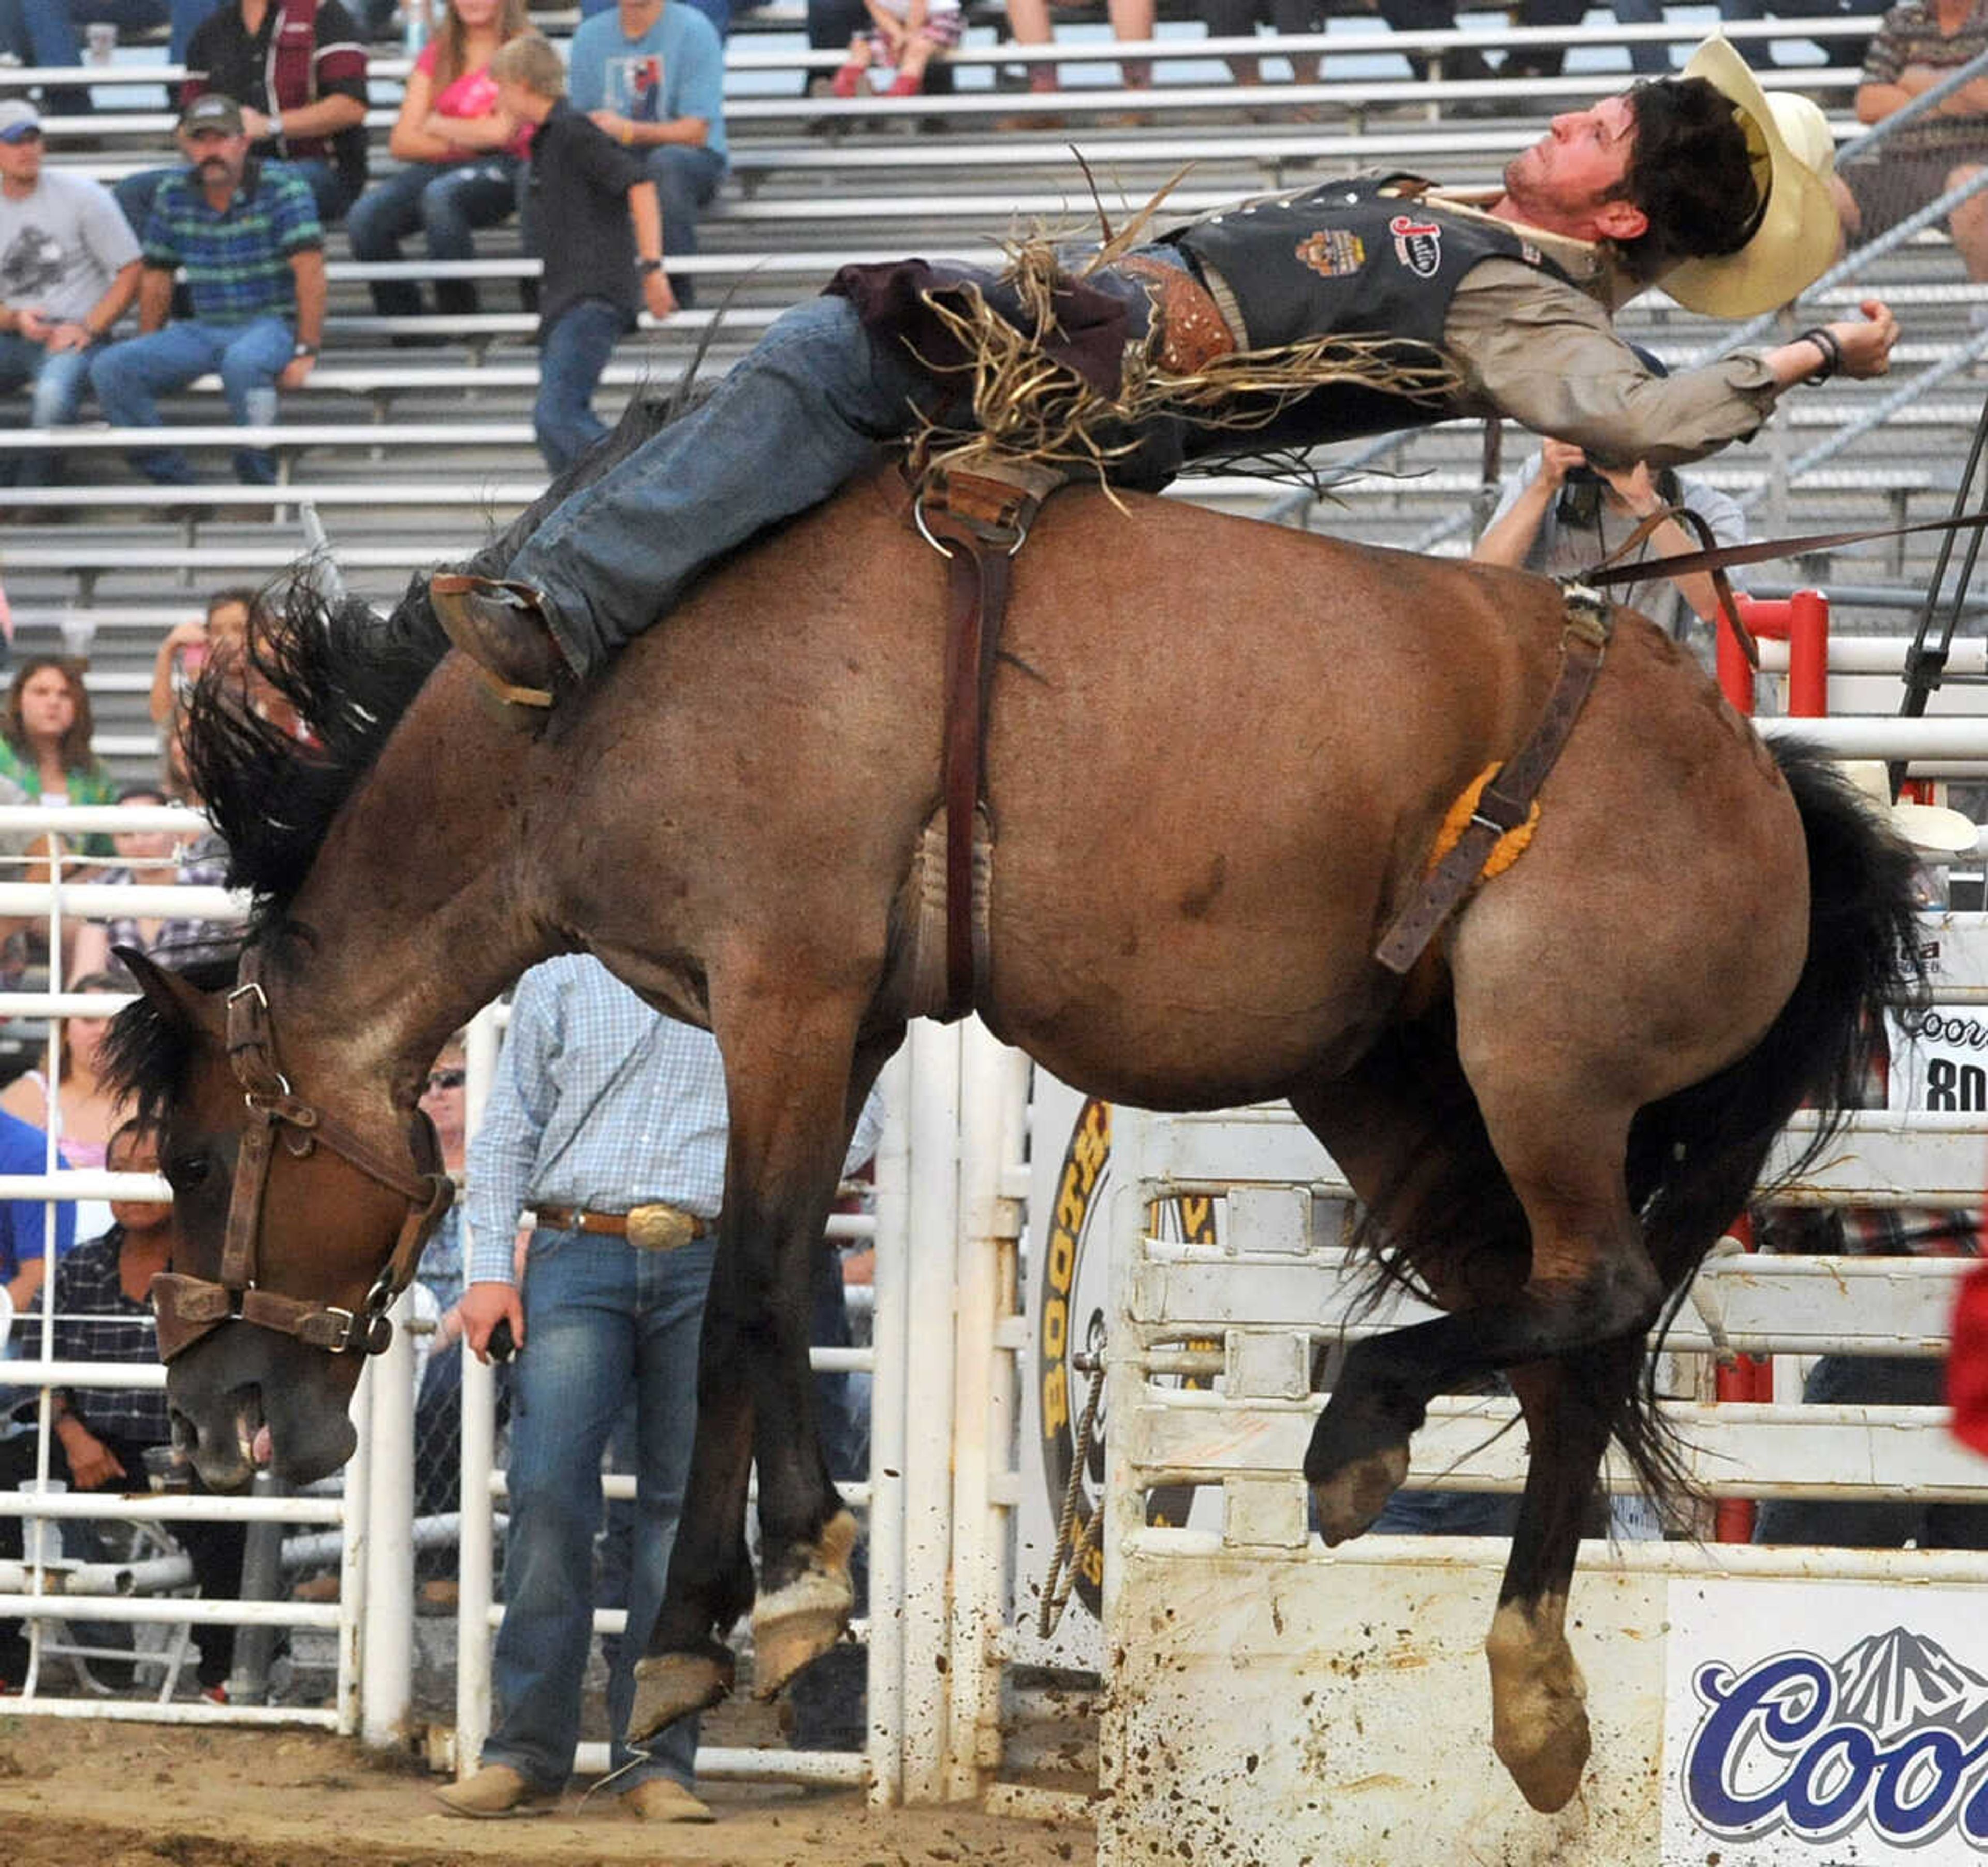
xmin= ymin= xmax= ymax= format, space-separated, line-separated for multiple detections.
xmin=0 ymin=99 xmax=42 ymax=144
xmin=179 ymin=93 xmax=245 ymax=136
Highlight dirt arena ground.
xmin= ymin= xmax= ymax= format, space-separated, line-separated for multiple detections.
xmin=0 ymin=1718 xmax=1097 ymax=1867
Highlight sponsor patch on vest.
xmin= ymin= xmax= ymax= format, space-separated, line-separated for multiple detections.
xmin=1388 ymin=214 xmax=1443 ymax=279
xmin=1294 ymin=228 xmax=1365 ymax=280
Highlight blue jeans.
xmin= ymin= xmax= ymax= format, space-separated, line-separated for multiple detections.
xmin=1753 ymin=1356 xmax=1988 ymax=1549
xmin=515 ymin=292 xmax=930 ymax=677
xmin=1605 ymin=0 xmax=1672 ymax=74
xmin=0 ymin=330 xmax=96 ymax=488
xmin=486 ymin=1226 xmax=715 ymax=1792
xmin=89 ymin=316 xmax=294 ymax=485
xmin=1716 ymin=0 xmax=1869 ymax=67
xmin=642 ymin=144 xmax=725 ymax=308
xmin=0 ymin=0 xmax=215 ymax=111
xmin=346 ymin=156 xmax=523 ymax=318
xmin=118 ymin=157 xmax=354 ymax=239
xmin=534 ymin=298 xmax=629 ymax=475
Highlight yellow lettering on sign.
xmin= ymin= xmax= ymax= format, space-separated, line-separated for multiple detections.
xmin=1042 ymin=1364 xmax=1068 ymax=1436
xmin=1043 ymin=1292 xmax=1066 ymax=1360
xmin=1071 ymin=1100 xmax=1109 ymax=1191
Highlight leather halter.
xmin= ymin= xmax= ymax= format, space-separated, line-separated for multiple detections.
xmin=149 ymin=949 xmax=456 ymax=1363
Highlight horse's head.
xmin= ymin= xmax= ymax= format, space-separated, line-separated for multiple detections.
xmin=109 ymin=947 xmax=453 ymax=1492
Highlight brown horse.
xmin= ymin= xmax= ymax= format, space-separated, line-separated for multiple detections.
xmin=105 ymin=401 xmax=1921 ymax=1812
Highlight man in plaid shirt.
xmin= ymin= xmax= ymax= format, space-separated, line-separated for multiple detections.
xmin=0 ymin=1122 xmax=246 ymax=1696
xmin=88 ymin=92 xmax=325 ymax=490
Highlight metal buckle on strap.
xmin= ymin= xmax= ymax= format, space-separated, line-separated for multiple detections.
xmin=626 ymin=1203 xmax=700 ymax=1252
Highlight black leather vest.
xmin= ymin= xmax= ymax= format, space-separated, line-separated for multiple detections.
xmin=1168 ymin=174 xmax=1575 ymax=449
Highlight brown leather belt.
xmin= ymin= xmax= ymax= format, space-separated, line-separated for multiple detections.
xmin=1116 ymin=254 xmax=1237 ymax=375
xmin=534 ymin=1202 xmax=710 ymax=1250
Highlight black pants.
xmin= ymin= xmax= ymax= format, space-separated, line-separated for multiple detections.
xmin=0 ymin=1426 xmax=246 ymax=1688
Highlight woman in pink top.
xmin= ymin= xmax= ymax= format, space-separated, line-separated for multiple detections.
xmin=347 ymin=0 xmax=536 ymax=322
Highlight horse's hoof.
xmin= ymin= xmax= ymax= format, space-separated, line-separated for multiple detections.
xmin=1494 ymin=1693 xmax=1591 ymax=1814
xmin=751 ymin=1509 xmax=858 ymax=1700
xmin=1487 ymin=1600 xmax=1591 ymax=1813
xmin=1309 ymin=1443 xmax=1410 ymax=1545
xmin=628 ymin=1647 xmax=734 ymax=1743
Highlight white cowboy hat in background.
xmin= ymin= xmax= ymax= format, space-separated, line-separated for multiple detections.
xmin=1839 ymin=760 xmax=1980 ymax=857
xmin=1662 ymin=36 xmax=1843 ymax=319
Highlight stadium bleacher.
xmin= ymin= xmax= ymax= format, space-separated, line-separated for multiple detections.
xmin=1 ymin=8 xmax=1975 ymax=782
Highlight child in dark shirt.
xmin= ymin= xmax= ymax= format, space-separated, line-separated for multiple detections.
xmin=491 ymin=35 xmax=673 ymax=474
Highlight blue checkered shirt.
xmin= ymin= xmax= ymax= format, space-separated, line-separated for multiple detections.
xmin=140 ymin=159 xmax=321 ymax=326
xmin=464 ymin=956 xmax=886 ymax=1286
xmin=20 ymin=1228 xmax=168 ymax=1446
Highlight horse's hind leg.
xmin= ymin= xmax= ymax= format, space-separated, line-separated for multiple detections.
xmin=1487 ymin=1337 xmax=1641 ymax=1813
xmin=1305 ymin=1099 xmax=1657 ymax=1546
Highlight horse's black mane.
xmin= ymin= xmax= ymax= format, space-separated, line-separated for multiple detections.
xmin=110 ymin=380 xmax=709 ymax=1120
xmin=189 ymin=389 xmax=696 ymax=937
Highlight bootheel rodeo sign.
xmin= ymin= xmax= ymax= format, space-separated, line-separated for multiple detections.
xmin=1663 ymin=1579 xmax=1988 ymax=1863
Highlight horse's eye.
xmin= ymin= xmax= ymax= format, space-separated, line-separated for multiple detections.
xmin=166 ymin=1154 xmax=212 ymax=1191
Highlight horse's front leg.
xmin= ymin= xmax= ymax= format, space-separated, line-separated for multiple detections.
xmin=626 ymin=996 xmax=884 ymax=1741
xmin=744 ymin=1027 xmax=898 ymax=1699
xmin=626 ymin=1230 xmax=760 ymax=1738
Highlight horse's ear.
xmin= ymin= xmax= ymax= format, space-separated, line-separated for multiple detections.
xmin=114 ymin=946 xmax=224 ymax=1042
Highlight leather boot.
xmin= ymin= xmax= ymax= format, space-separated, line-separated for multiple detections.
xmin=434 ymin=1762 xmax=559 ymax=1818
xmin=429 ymin=573 xmax=572 ymax=712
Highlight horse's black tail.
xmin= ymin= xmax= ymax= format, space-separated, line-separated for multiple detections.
xmin=1612 ymin=737 xmax=1929 ymax=1507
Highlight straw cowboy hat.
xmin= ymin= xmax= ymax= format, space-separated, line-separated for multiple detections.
xmin=1661 ymin=36 xmax=1843 ymax=319
xmin=1840 ymin=761 xmax=1979 ymax=857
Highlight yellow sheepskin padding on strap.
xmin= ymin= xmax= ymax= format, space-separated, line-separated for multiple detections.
xmin=1429 ymin=766 xmax=1540 ymax=879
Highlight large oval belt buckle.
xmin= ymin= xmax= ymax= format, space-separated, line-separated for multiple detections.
xmin=626 ymin=1203 xmax=696 ymax=1252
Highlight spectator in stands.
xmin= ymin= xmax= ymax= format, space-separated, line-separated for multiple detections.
xmin=1 ymin=971 xmax=125 ymax=1171
xmin=345 ymin=0 xmax=534 ymax=324
xmin=1372 ymin=0 xmax=1603 ymax=100
xmin=1472 ymin=351 xmax=1749 ymax=648
xmin=0 ymin=657 xmax=115 ymax=816
xmin=565 ymin=0 xmax=727 ymax=311
xmin=2 ymin=970 xmax=129 ymax=1240
xmin=828 ymin=0 xmax=962 ymax=98
xmin=583 ymin=0 xmax=730 ymax=42
xmin=490 ymin=34 xmax=673 ymax=473
xmin=70 ymin=785 xmax=180 ymax=979
xmin=410 ymin=1032 xmax=481 ymax=1605
xmin=0 ymin=0 xmax=218 ymax=122
xmin=90 ymin=94 xmax=325 ymax=489
xmin=0 ymin=100 xmax=140 ymax=494
xmin=1198 ymin=0 xmax=1322 ymax=104
xmin=1751 ymin=1210 xmax=1988 ymax=1545
xmin=0 ymin=1120 xmax=245 ymax=1699
xmin=0 ymin=1100 xmax=75 ymax=1310
xmin=1836 ymin=0 xmax=1988 ymax=308
xmin=1718 ymin=0 xmax=1870 ymax=72
xmin=114 ymin=0 xmax=372 ymax=237
xmin=1001 ymin=0 xmax=1152 ymax=121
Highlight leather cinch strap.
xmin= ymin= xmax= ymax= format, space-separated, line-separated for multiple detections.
xmin=1374 ymin=585 xmax=1613 ymax=975
xmin=914 ymin=461 xmax=1060 ymax=1020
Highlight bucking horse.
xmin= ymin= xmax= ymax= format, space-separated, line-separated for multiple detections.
xmin=104 ymin=396 xmax=1922 ymax=1813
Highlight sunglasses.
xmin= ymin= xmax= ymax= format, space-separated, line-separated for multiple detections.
xmin=424 ymin=1068 xmax=466 ymax=1092
xmin=1 ymin=129 xmax=45 ymax=145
